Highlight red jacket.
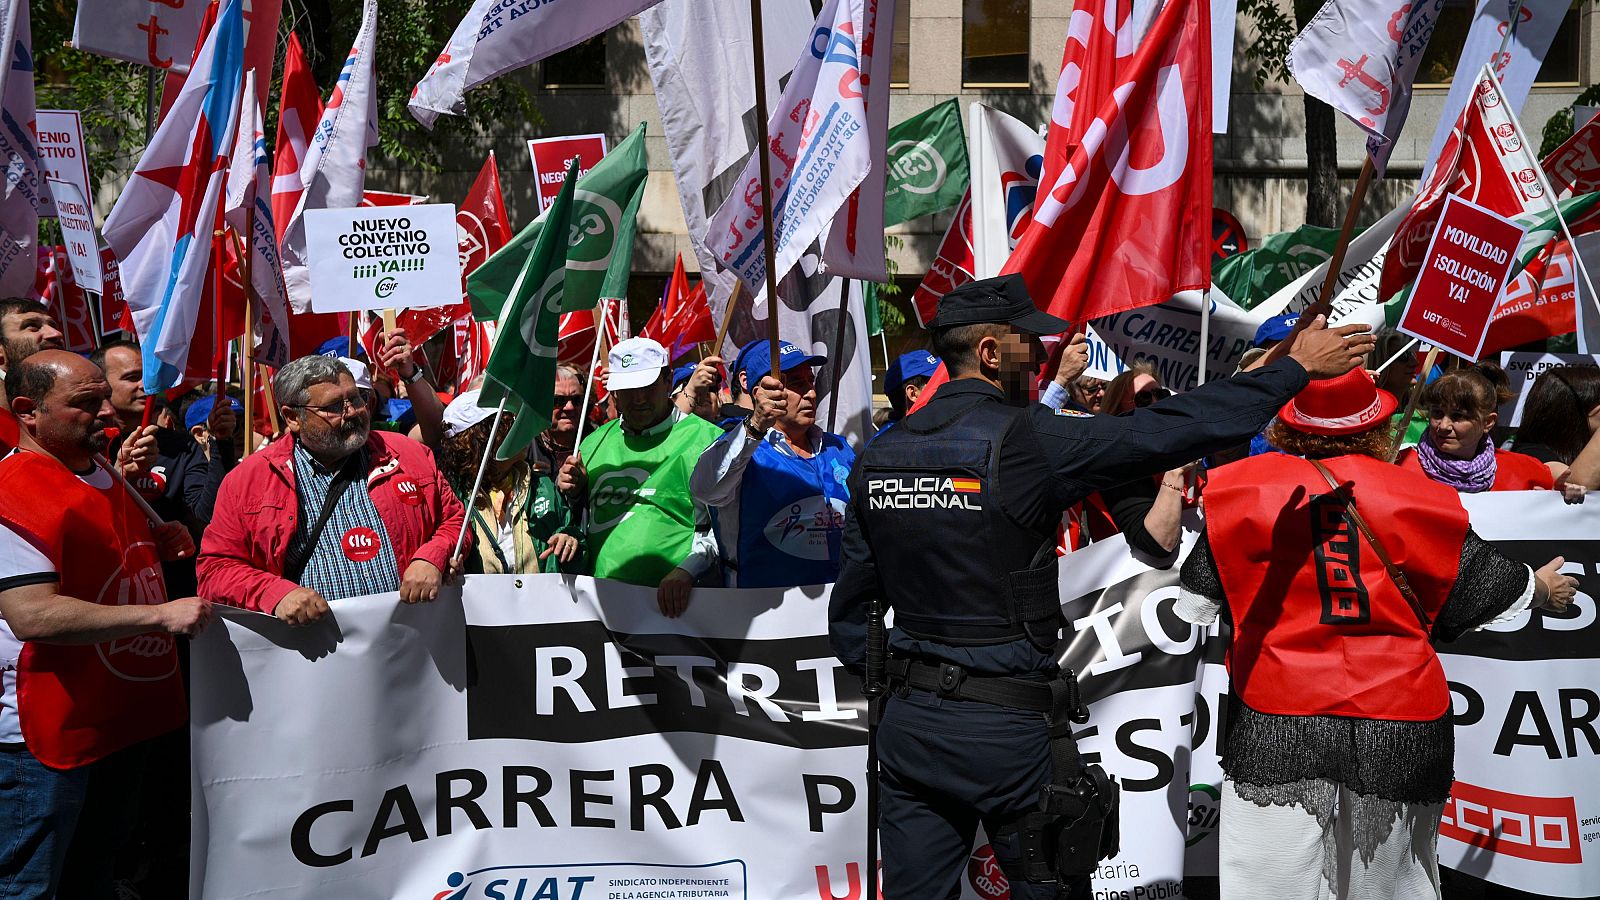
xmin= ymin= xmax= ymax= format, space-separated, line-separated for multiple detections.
xmin=197 ymin=431 xmax=466 ymax=614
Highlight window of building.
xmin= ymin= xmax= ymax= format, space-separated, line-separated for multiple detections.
xmin=962 ymin=0 xmax=1030 ymax=87
xmin=542 ymin=33 xmax=607 ymax=88
xmin=1416 ymin=1 xmax=1581 ymax=86
xmin=892 ymin=2 xmax=911 ymax=88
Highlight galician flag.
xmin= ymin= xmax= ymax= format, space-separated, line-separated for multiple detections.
xmin=478 ymin=160 xmax=579 ymax=461
xmin=468 ymin=122 xmax=649 ymax=320
xmin=101 ymin=0 xmax=244 ymax=392
xmin=883 ymin=97 xmax=969 ymax=227
xmin=224 ymin=69 xmax=291 ymax=368
xmin=279 ymin=0 xmax=379 ymax=312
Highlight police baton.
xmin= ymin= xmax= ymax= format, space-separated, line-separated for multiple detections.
xmin=864 ymin=597 xmax=887 ymax=899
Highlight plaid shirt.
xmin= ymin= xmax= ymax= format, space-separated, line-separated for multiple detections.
xmin=288 ymin=443 xmax=401 ymax=602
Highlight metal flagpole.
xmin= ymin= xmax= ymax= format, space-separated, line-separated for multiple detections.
xmin=449 ymin=398 xmax=509 ymax=565
xmin=1196 ymin=290 xmax=1211 ymax=385
xmin=1485 ymin=64 xmax=1600 ymax=338
xmin=747 ymin=0 xmax=784 ymax=378
xmin=1373 ymin=337 xmax=1419 ymax=374
xmin=827 ymin=282 xmax=852 ymax=435
xmin=570 ymin=298 xmax=612 ymax=459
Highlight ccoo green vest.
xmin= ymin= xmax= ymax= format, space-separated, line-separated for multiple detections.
xmin=579 ymin=412 xmax=722 ymax=586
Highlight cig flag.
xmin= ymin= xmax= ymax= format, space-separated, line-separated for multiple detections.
xmin=410 ymin=0 xmax=660 ymax=129
xmin=101 ymin=0 xmax=244 ymax=392
xmin=279 ymin=0 xmax=379 ymax=313
xmin=478 ymin=160 xmax=579 ymax=461
xmin=270 ymin=32 xmax=321 ymax=243
xmin=1287 ymin=0 xmax=1446 ymax=174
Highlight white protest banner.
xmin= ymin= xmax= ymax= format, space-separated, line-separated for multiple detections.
xmin=1254 ymin=202 xmax=1411 ymax=319
xmin=47 ymin=179 xmax=101 ymax=292
xmin=70 ymin=0 xmax=207 ymax=73
xmin=527 ymin=133 xmax=607 ymax=213
xmin=1498 ymin=351 xmax=1600 ymax=426
xmin=305 ymin=203 xmax=462 ymax=314
xmin=35 ymin=110 xmax=91 ymax=223
xmin=191 ymin=577 xmax=869 ymax=900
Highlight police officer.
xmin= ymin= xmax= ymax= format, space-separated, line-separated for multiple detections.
xmin=828 ymin=274 xmax=1375 ymax=899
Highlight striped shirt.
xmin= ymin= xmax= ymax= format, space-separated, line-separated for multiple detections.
xmin=288 ymin=442 xmax=401 ymax=601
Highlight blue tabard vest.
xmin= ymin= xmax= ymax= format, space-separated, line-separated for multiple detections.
xmin=719 ymin=432 xmax=855 ymax=588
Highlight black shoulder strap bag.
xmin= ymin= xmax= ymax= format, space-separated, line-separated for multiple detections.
xmin=282 ymin=458 xmax=361 ymax=584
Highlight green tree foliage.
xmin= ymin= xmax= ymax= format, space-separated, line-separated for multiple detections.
xmin=1540 ymin=84 xmax=1600 ymax=157
xmin=1235 ymin=0 xmax=1297 ymax=89
xmin=33 ymin=0 xmax=149 ymax=196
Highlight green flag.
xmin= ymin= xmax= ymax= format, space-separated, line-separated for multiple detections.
xmin=469 ymin=122 xmax=649 ymax=321
xmin=864 ymin=281 xmax=883 ymax=337
xmin=1211 ymin=224 xmax=1346 ymax=310
xmin=478 ymin=160 xmax=579 ymax=460
xmin=883 ymin=99 xmax=968 ymax=227
xmin=1506 ymin=191 xmax=1600 ymax=279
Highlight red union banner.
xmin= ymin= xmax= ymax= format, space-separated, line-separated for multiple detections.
xmin=911 ymin=189 xmax=975 ymax=327
xmin=527 ymin=133 xmax=607 ymax=212
xmin=1399 ymin=195 xmax=1526 ymax=360
xmin=1440 ymin=781 xmax=1582 ymax=865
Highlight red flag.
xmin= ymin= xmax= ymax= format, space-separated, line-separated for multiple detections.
xmin=97 ymin=248 xmax=132 ymax=336
xmin=360 ymin=190 xmax=429 ymax=207
xmin=1544 ymin=113 xmax=1600 ymax=200
xmin=1003 ymin=0 xmax=1212 ymax=324
xmin=1378 ymin=72 xmax=1546 ymax=302
xmin=1482 ymin=202 xmax=1600 ymax=351
xmin=640 ymin=255 xmax=715 ymax=362
xmin=911 ymin=190 xmax=975 ymax=326
xmin=907 ymin=362 xmax=950 ymax=415
xmin=250 ymin=364 xmax=278 ymax=437
xmin=271 ymin=32 xmax=323 ymax=242
xmin=1040 ymin=0 xmax=1133 ymax=200
xmin=559 ymin=307 xmax=601 ymax=366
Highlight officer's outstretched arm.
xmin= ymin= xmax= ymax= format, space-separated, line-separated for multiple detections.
xmin=1032 ymin=358 xmax=1312 ymax=499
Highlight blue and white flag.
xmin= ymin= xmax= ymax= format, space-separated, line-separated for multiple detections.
xmin=224 ymin=70 xmax=290 ymax=369
xmin=279 ymin=0 xmax=378 ymax=312
xmin=101 ymin=0 xmax=244 ymax=392
xmin=0 ymin=0 xmax=49 ymax=296
xmin=704 ymin=0 xmax=882 ymax=297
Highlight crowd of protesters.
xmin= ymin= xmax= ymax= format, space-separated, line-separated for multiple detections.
xmin=0 ymin=289 xmax=1596 ymax=897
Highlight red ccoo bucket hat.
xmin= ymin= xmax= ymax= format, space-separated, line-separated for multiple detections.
xmin=1277 ymin=368 xmax=1398 ymax=436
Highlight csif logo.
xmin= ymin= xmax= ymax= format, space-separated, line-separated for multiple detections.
xmin=589 ymin=467 xmax=654 ymax=531
xmin=565 ymin=190 xmax=623 ymax=272
xmin=887 ymin=139 xmax=947 ymax=195
xmin=374 ymin=276 xmax=399 ymax=300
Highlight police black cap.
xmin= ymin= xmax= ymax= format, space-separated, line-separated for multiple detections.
xmin=927 ymin=273 xmax=1073 ymax=335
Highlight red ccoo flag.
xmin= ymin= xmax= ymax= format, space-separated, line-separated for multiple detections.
xmin=1003 ymin=0 xmax=1211 ymax=324
xmin=271 ymin=32 xmax=322 ymax=242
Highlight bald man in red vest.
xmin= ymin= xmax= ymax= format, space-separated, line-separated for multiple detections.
xmin=0 ymin=351 xmax=212 ymax=898
xmin=1179 ymin=368 xmax=1579 ymax=899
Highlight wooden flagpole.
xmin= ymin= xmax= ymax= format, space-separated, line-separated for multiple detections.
xmin=1389 ymin=344 xmax=1440 ymax=460
xmin=715 ymin=280 xmax=744 ymax=353
xmin=747 ymin=0 xmax=784 ymax=378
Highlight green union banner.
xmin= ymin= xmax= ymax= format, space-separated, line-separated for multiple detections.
xmin=883 ymin=98 xmax=969 ymax=228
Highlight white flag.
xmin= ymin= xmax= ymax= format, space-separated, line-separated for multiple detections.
xmin=410 ymin=0 xmax=659 ymax=129
xmin=1420 ymin=0 xmax=1569 ymax=183
xmin=279 ymin=0 xmax=379 ymax=313
xmin=820 ymin=0 xmax=897 ymax=283
xmin=639 ymin=0 xmax=816 ymax=332
xmin=1287 ymin=0 xmax=1446 ymax=174
xmin=968 ymin=103 xmax=1044 ymax=279
xmin=0 ymin=0 xmax=48 ymax=296
xmin=704 ymin=0 xmax=878 ymax=297
xmin=71 ymin=0 xmax=208 ymax=74
xmin=224 ymin=71 xmax=290 ymax=368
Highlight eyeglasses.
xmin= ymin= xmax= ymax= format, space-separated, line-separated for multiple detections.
xmin=553 ymin=394 xmax=584 ymax=408
xmin=1134 ymin=388 xmax=1172 ymax=408
xmin=294 ymin=394 xmax=368 ymax=419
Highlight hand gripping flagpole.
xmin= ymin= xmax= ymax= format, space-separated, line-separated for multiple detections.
xmin=748 ymin=0 xmax=785 ymax=379
xmin=449 ymin=397 xmax=508 ymax=566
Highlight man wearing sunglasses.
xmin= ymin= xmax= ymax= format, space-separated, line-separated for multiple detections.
xmin=198 ymin=355 xmax=466 ymax=626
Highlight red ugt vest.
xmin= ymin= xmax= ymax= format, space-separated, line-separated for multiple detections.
xmin=0 ymin=451 xmax=186 ymax=769
xmin=1204 ymin=454 xmax=1469 ymax=721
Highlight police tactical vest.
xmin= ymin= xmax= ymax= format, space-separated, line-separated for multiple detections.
xmin=857 ymin=393 xmax=1061 ymax=648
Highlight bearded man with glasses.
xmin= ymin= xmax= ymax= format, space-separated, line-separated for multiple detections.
xmin=198 ymin=355 xmax=466 ymax=626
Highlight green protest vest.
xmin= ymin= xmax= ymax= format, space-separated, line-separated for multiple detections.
xmin=579 ymin=411 xmax=722 ymax=586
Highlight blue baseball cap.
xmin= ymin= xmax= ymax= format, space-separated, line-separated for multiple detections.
xmin=316 ymin=336 xmax=361 ymax=359
xmin=1252 ymin=313 xmax=1299 ymax=348
xmin=184 ymin=394 xmax=243 ymax=430
xmin=886 ymin=351 xmax=940 ymax=398
xmin=671 ymin=363 xmax=697 ymax=391
xmin=734 ymin=340 xmax=826 ymax=382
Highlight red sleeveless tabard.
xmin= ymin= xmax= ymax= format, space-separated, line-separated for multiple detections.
xmin=1204 ymin=454 xmax=1469 ymax=721
xmin=0 ymin=451 xmax=185 ymax=769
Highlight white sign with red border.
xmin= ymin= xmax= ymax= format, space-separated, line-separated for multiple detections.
xmin=1398 ymin=194 xmax=1527 ymax=361
xmin=526 ymin=133 xmax=607 ymax=212
xmin=48 ymin=179 xmax=103 ymax=293
xmin=36 ymin=110 xmax=93 ymax=224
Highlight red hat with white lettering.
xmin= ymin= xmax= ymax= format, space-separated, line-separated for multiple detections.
xmin=1277 ymin=368 xmax=1398 ymax=436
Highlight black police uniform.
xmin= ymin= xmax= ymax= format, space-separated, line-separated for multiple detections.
xmin=827 ymin=275 xmax=1316 ymax=899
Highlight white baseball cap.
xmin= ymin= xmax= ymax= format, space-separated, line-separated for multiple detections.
xmin=442 ymin=389 xmax=497 ymax=437
xmin=607 ymin=337 xmax=669 ymax=391
xmin=339 ymin=357 xmax=373 ymax=391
